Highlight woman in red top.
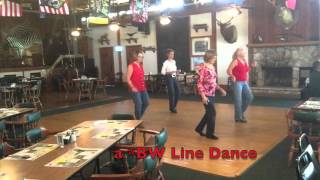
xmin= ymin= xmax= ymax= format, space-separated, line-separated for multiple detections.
xmin=195 ymin=50 xmax=226 ymax=140
xmin=227 ymin=48 xmax=255 ymax=123
xmin=127 ymin=50 xmax=149 ymax=120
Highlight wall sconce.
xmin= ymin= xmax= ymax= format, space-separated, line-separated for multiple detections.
xmin=71 ymin=30 xmax=80 ymax=37
xmin=109 ymin=22 xmax=120 ymax=31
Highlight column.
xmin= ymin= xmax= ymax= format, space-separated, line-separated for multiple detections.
xmin=292 ymin=67 xmax=299 ymax=88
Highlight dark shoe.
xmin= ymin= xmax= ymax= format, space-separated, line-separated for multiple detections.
xmin=235 ymin=119 xmax=241 ymax=123
xmin=206 ymin=135 xmax=219 ymax=140
xmin=195 ymin=130 xmax=205 ymax=136
xmin=239 ymin=120 xmax=247 ymax=123
xmin=170 ymin=109 xmax=177 ymax=113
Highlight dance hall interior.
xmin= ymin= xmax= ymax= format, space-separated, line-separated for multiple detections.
xmin=1 ymin=0 xmax=320 ymax=180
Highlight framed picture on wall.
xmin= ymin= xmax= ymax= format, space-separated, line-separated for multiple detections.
xmin=191 ymin=37 xmax=211 ymax=56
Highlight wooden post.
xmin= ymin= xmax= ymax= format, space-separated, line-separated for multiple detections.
xmin=117 ymin=28 xmax=123 ymax=83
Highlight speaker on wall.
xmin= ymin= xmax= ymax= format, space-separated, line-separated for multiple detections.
xmin=136 ymin=21 xmax=150 ymax=35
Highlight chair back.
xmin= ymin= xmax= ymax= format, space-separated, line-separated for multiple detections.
xmin=0 ymin=143 xmax=4 ymax=158
xmin=298 ymin=134 xmax=320 ymax=171
xmin=155 ymin=128 xmax=168 ymax=148
xmin=79 ymin=80 xmax=93 ymax=91
xmin=26 ymin=112 xmax=41 ymax=129
xmin=296 ymin=150 xmax=319 ymax=180
xmin=0 ymin=121 xmax=5 ymax=143
xmin=144 ymin=154 xmax=157 ymax=172
xmin=111 ymin=114 xmax=135 ymax=120
xmin=26 ymin=128 xmax=44 ymax=144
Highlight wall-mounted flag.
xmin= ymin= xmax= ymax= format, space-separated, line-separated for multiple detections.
xmin=89 ymin=0 xmax=110 ymax=17
xmin=131 ymin=0 xmax=149 ymax=23
xmin=0 ymin=0 xmax=23 ymax=17
xmin=39 ymin=0 xmax=70 ymax=15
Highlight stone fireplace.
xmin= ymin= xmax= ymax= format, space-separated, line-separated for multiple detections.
xmin=249 ymin=42 xmax=320 ymax=88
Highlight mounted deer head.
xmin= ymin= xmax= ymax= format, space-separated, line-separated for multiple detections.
xmin=216 ymin=6 xmax=241 ymax=44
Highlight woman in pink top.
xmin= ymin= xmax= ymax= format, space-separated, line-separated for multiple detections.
xmin=127 ymin=50 xmax=149 ymax=120
xmin=227 ymin=48 xmax=255 ymax=123
xmin=195 ymin=50 xmax=226 ymax=140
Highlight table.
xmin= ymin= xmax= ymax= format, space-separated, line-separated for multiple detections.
xmin=0 ymin=120 xmax=142 ymax=180
xmin=0 ymin=108 xmax=34 ymax=120
xmin=292 ymin=98 xmax=320 ymax=111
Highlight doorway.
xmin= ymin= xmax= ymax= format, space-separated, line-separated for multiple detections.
xmin=99 ymin=47 xmax=115 ymax=83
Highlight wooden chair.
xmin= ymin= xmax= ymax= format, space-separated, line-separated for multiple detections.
xmin=94 ymin=128 xmax=167 ymax=180
xmin=5 ymin=112 xmax=42 ymax=148
xmin=30 ymin=81 xmax=42 ymax=110
xmin=77 ymin=80 xmax=94 ymax=102
xmin=296 ymin=134 xmax=320 ymax=180
xmin=287 ymin=110 xmax=320 ymax=166
xmin=2 ymin=89 xmax=15 ymax=108
xmin=95 ymin=77 xmax=108 ymax=96
xmin=111 ymin=114 xmax=136 ymax=145
xmin=91 ymin=147 xmax=164 ymax=180
xmin=0 ymin=121 xmax=15 ymax=158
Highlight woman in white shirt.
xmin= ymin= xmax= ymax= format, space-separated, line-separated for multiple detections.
xmin=161 ymin=49 xmax=180 ymax=113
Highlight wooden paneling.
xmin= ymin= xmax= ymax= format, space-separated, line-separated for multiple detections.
xmin=99 ymin=47 xmax=115 ymax=83
xmin=249 ymin=0 xmax=320 ymax=43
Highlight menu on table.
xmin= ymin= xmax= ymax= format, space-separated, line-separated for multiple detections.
xmin=60 ymin=125 xmax=94 ymax=137
xmin=92 ymin=127 xmax=133 ymax=140
xmin=5 ymin=143 xmax=58 ymax=161
xmin=45 ymin=147 xmax=103 ymax=168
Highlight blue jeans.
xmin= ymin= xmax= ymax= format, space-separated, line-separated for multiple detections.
xmin=195 ymin=96 xmax=216 ymax=135
xmin=166 ymin=76 xmax=180 ymax=111
xmin=132 ymin=91 xmax=149 ymax=120
xmin=233 ymin=81 xmax=253 ymax=121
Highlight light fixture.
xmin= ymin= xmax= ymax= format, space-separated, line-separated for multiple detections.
xmin=81 ymin=17 xmax=87 ymax=23
xmin=71 ymin=30 xmax=80 ymax=37
xmin=160 ymin=0 xmax=184 ymax=10
xmin=160 ymin=15 xmax=171 ymax=25
xmin=109 ymin=22 xmax=120 ymax=31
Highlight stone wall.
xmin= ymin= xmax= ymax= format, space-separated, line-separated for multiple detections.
xmin=250 ymin=44 xmax=320 ymax=88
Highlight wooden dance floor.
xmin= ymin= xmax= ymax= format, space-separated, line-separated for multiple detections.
xmin=40 ymin=99 xmax=288 ymax=178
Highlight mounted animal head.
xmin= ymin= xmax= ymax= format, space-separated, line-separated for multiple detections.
xmin=216 ymin=7 xmax=241 ymax=44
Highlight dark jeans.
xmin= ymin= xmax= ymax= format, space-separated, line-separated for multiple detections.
xmin=195 ymin=96 xmax=216 ymax=136
xmin=166 ymin=76 xmax=180 ymax=111
xmin=132 ymin=91 xmax=149 ymax=120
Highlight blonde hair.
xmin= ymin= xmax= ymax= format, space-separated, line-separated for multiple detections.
xmin=204 ymin=49 xmax=216 ymax=62
xmin=232 ymin=48 xmax=243 ymax=60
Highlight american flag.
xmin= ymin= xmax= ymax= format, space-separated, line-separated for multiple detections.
xmin=39 ymin=0 xmax=70 ymax=15
xmin=0 ymin=0 xmax=23 ymax=17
